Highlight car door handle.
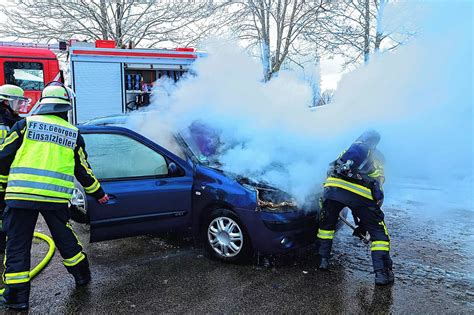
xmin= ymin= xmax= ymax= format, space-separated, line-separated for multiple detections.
xmin=106 ymin=194 xmax=118 ymax=205
xmin=156 ymin=180 xmax=167 ymax=186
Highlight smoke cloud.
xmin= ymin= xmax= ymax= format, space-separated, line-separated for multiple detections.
xmin=133 ymin=2 xmax=472 ymax=210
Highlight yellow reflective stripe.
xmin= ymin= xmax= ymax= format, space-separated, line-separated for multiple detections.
xmin=63 ymin=251 xmax=86 ymax=267
xmin=78 ymin=147 xmax=100 ymax=194
xmin=317 ymin=229 xmax=335 ymax=240
xmin=318 ymin=229 xmax=335 ymax=235
xmin=78 ymin=147 xmax=93 ymax=176
xmin=371 ymin=240 xmax=390 ymax=251
xmin=324 ymin=177 xmax=373 ymax=200
xmin=4 ymin=271 xmax=30 ymax=284
xmin=325 ymin=177 xmax=372 ymax=194
xmin=369 ymin=170 xmax=383 ymax=177
xmin=368 ymin=159 xmax=385 ymax=184
xmin=7 ymin=185 xmax=72 ymax=199
xmin=8 ymin=179 xmax=74 ymax=194
xmin=10 ymin=167 xmax=74 ymax=182
xmin=5 ymin=193 xmax=69 ymax=203
xmin=66 ymin=222 xmax=83 ymax=248
xmin=372 ymin=241 xmax=390 ymax=245
xmin=8 ymin=173 xmax=74 ymax=191
xmin=337 ymin=149 xmax=348 ymax=159
xmin=0 ymin=175 xmax=8 ymax=182
xmin=83 ymin=180 xmax=100 ymax=194
xmin=0 ymin=132 xmax=18 ymax=151
xmin=0 ymin=186 xmax=5 ymax=193
xmin=0 ymin=129 xmax=8 ymax=142
xmin=379 ymin=221 xmax=390 ymax=239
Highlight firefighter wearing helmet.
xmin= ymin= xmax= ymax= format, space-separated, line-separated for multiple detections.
xmin=317 ymin=130 xmax=394 ymax=285
xmin=0 ymin=84 xmax=28 ymax=253
xmin=0 ymin=82 xmax=109 ymax=310
xmin=0 ymin=84 xmax=27 ymax=142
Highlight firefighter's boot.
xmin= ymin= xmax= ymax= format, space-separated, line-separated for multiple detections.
xmin=375 ymin=268 xmax=394 ymax=285
xmin=1 ymin=283 xmax=30 ymax=310
xmin=66 ymin=255 xmax=91 ymax=286
xmin=318 ymin=237 xmax=333 ymax=271
xmin=318 ymin=257 xmax=330 ymax=271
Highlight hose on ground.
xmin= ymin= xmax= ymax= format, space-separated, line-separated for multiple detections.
xmin=0 ymin=232 xmax=56 ymax=295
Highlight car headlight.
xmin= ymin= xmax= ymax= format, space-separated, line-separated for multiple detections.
xmin=238 ymin=178 xmax=297 ymax=212
xmin=256 ymin=187 xmax=297 ymax=212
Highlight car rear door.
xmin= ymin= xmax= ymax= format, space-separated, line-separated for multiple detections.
xmin=81 ymin=129 xmax=194 ymax=242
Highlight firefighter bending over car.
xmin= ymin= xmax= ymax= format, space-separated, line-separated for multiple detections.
xmin=317 ymin=130 xmax=394 ymax=285
xmin=0 ymin=84 xmax=28 ymax=252
xmin=0 ymin=82 xmax=109 ymax=310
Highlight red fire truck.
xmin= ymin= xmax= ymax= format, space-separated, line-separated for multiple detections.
xmin=0 ymin=40 xmax=202 ymax=124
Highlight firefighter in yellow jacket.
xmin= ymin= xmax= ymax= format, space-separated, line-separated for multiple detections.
xmin=0 ymin=84 xmax=28 ymax=252
xmin=0 ymin=82 xmax=109 ymax=310
xmin=317 ymin=130 xmax=394 ymax=285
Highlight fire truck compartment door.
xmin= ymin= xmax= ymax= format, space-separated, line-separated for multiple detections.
xmin=73 ymin=61 xmax=123 ymax=123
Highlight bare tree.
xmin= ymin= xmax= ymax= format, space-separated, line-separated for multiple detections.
xmin=0 ymin=0 xmax=224 ymax=48
xmin=311 ymin=0 xmax=414 ymax=68
xmin=228 ymin=0 xmax=332 ymax=81
xmin=317 ymin=89 xmax=335 ymax=106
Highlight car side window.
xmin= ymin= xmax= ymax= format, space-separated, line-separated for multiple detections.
xmin=82 ymin=133 xmax=168 ymax=180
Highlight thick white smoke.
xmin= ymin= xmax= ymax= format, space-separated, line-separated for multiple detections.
xmin=134 ymin=2 xmax=472 ymax=210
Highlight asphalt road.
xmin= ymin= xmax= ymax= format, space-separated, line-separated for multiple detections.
xmin=1 ymin=204 xmax=473 ymax=314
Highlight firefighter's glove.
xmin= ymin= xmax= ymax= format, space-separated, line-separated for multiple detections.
xmin=371 ymin=181 xmax=384 ymax=207
xmin=352 ymin=226 xmax=367 ymax=240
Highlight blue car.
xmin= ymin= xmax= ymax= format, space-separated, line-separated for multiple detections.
xmin=71 ymin=118 xmax=342 ymax=262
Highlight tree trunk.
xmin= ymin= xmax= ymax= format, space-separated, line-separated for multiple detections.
xmin=374 ymin=0 xmax=387 ymax=53
xmin=115 ymin=1 xmax=123 ymax=47
xmin=363 ymin=0 xmax=370 ymax=64
xmin=99 ymin=0 xmax=109 ymax=40
xmin=260 ymin=3 xmax=272 ymax=81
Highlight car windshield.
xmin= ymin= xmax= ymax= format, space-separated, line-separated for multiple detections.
xmin=177 ymin=121 xmax=221 ymax=166
xmin=80 ymin=115 xmax=222 ymax=165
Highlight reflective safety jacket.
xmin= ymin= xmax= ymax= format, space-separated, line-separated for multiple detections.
xmin=0 ymin=114 xmax=104 ymax=210
xmin=324 ymin=142 xmax=385 ymax=201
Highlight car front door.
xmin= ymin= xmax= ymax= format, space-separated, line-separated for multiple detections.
xmin=81 ymin=129 xmax=194 ymax=242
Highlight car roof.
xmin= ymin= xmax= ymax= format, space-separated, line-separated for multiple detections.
xmin=78 ymin=124 xmax=130 ymax=133
xmin=80 ymin=113 xmax=147 ymax=126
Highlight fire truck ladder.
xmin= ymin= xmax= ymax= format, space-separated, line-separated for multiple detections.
xmin=0 ymin=40 xmax=67 ymax=51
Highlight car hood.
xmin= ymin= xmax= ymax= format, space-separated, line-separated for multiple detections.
xmin=195 ymin=163 xmax=320 ymax=214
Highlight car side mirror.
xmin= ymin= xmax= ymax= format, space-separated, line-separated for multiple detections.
xmin=168 ymin=162 xmax=178 ymax=175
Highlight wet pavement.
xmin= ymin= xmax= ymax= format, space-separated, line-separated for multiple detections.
xmin=1 ymin=202 xmax=473 ymax=314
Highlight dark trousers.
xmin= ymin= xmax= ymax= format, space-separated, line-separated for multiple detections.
xmin=318 ymin=198 xmax=392 ymax=271
xmin=2 ymin=206 xmax=87 ymax=304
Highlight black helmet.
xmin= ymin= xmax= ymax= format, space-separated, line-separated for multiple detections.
xmin=356 ymin=129 xmax=381 ymax=148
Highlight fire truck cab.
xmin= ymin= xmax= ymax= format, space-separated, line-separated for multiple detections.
xmin=0 ymin=46 xmax=62 ymax=114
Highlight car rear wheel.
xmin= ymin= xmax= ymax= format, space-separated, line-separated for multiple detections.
xmin=204 ymin=209 xmax=252 ymax=263
xmin=69 ymin=181 xmax=89 ymax=224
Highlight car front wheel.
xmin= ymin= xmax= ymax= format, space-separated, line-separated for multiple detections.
xmin=69 ymin=181 xmax=89 ymax=224
xmin=204 ymin=209 xmax=252 ymax=263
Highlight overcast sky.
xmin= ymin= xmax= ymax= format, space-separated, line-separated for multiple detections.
xmin=319 ymin=56 xmax=345 ymax=91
